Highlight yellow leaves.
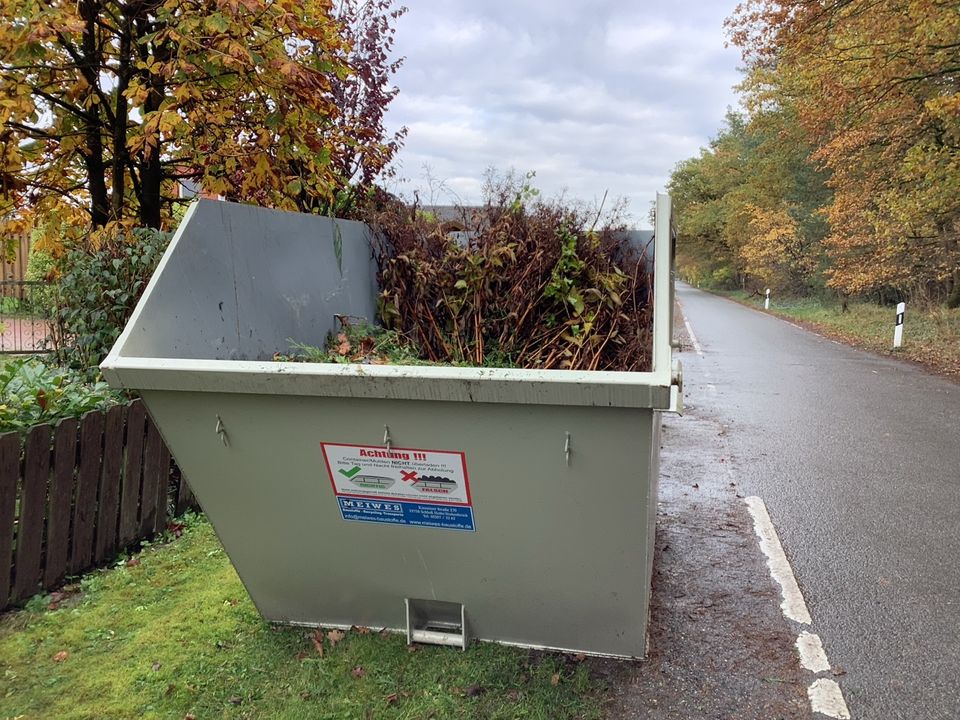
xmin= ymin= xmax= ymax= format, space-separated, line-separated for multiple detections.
xmin=925 ymin=94 xmax=960 ymax=124
xmin=172 ymin=84 xmax=201 ymax=104
xmin=737 ymin=204 xmax=805 ymax=286
xmin=203 ymin=13 xmax=230 ymax=35
xmin=724 ymin=0 xmax=960 ymax=296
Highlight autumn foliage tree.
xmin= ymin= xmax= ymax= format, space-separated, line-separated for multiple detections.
xmin=725 ymin=0 xmax=960 ymax=304
xmin=0 ymin=0 xmax=406 ymax=246
xmin=668 ymin=109 xmax=830 ymax=292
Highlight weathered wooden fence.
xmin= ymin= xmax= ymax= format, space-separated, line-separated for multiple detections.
xmin=1 ymin=234 xmax=30 ymax=286
xmin=0 ymin=399 xmax=196 ymax=610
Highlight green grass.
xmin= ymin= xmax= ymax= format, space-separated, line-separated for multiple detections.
xmin=0 ymin=516 xmax=603 ymax=720
xmin=718 ymin=291 xmax=960 ymax=378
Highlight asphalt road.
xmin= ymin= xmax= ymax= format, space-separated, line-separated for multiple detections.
xmin=675 ymin=283 xmax=960 ymax=720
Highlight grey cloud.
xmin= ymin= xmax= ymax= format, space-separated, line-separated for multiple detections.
xmin=383 ymin=1 xmax=741 ymax=224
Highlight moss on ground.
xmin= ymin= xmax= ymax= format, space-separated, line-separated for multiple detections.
xmin=0 ymin=516 xmax=602 ymax=720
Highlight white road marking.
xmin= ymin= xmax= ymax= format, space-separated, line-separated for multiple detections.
xmin=796 ymin=631 xmax=831 ymax=672
xmin=786 ymin=321 xmax=804 ymax=330
xmin=683 ymin=318 xmax=703 ymax=356
xmin=808 ymin=678 xmax=851 ymax=719
xmin=744 ymin=496 xmax=812 ymax=624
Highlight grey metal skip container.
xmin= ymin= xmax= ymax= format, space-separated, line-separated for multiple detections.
xmin=101 ymin=194 xmax=682 ymax=659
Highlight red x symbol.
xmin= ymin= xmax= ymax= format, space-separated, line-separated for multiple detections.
xmin=401 ymin=470 xmax=419 ymax=483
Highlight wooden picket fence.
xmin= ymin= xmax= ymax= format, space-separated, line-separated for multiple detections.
xmin=0 ymin=399 xmax=196 ymax=611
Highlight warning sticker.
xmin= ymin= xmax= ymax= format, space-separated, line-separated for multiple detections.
xmin=321 ymin=443 xmax=475 ymax=531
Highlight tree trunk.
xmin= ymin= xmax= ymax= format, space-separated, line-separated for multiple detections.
xmin=136 ymin=10 xmax=169 ymax=229
xmin=948 ymin=269 xmax=960 ymax=309
xmin=946 ymin=236 xmax=960 ymax=309
xmin=110 ymin=11 xmax=133 ymax=221
xmin=80 ymin=0 xmax=109 ymax=228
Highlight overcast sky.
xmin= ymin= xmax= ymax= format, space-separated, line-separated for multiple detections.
xmin=382 ymin=1 xmax=742 ymax=226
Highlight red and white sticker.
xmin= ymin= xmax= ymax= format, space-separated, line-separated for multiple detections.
xmin=321 ymin=442 xmax=472 ymax=506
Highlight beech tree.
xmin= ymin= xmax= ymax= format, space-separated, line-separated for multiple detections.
xmin=0 ymin=0 xmax=406 ymax=245
xmin=668 ymin=109 xmax=830 ymax=292
xmin=727 ymin=0 xmax=960 ymax=303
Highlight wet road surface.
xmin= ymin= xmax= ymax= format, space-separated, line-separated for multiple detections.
xmin=676 ymin=283 xmax=960 ymax=720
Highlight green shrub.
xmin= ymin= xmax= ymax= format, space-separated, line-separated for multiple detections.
xmin=51 ymin=228 xmax=171 ymax=372
xmin=0 ymin=358 xmax=121 ymax=433
xmin=710 ymin=266 xmax=736 ymax=289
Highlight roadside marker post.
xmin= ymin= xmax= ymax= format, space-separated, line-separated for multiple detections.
xmin=894 ymin=301 xmax=905 ymax=348
xmin=765 ymin=288 xmax=770 ymax=310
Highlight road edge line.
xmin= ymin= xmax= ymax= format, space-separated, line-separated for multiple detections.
xmin=743 ymin=496 xmax=812 ymax=624
xmin=744 ymin=496 xmax=853 ymax=717
xmin=809 ymin=678 xmax=852 ymax=719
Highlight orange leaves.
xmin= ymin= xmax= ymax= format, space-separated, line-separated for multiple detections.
xmin=0 ymin=0 xmax=389 ymax=233
xmin=721 ymin=0 xmax=960 ymax=296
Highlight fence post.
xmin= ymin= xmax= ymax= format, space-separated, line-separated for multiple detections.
xmin=764 ymin=288 xmax=771 ymax=310
xmin=46 ymin=418 xmax=79 ymax=588
xmin=0 ymin=433 xmax=20 ymax=610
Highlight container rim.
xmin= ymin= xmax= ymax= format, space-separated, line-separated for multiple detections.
xmin=101 ymin=355 xmax=675 ymax=409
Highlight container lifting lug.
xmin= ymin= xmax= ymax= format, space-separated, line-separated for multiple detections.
xmin=215 ymin=414 xmax=229 ymax=446
xmin=668 ymin=359 xmax=684 ymax=415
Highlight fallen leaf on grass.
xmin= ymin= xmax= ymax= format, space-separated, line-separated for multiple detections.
xmin=465 ymin=684 xmax=484 ymax=697
xmin=152 ymin=661 xmax=162 ymax=671
xmin=327 ymin=628 xmax=345 ymax=647
xmin=572 ymin=653 xmax=587 ymax=663
xmin=351 ymin=666 xmax=366 ymax=678
xmin=165 ymin=684 xmax=176 ymax=696
xmin=229 ymin=696 xmax=242 ymax=705
xmin=507 ymin=689 xmax=522 ymax=701
xmin=311 ymin=630 xmax=324 ymax=657
xmin=337 ymin=333 xmax=351 ymax=356
xmin=352 ymin=625 xmax=372 ymax=635
xmin=184 ymin=715 xmax=196 ymax=720
xmin=385 ymin=692 xmax=398 ymax=704
xmin=295 ymin=651 xmax=310 ymax=661
xmin=52 ymin=650 xmax=69 ymax=662
xmin=551 ymin=672 xmax=561 ymax=686
xmin=126 ymin=557 xmax=140 ymax=567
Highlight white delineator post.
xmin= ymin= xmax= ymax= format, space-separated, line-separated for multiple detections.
xmin=765 ymin=288 xmax=771 ymax=310
xmin=894 ymin=301 xmax=905 ymax=348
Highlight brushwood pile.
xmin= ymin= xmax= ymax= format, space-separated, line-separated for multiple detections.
xmin=285 ymin=181 xmax=654 ymax=372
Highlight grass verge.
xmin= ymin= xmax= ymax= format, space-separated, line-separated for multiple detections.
xmin=716 ymin=291 xmax=960 ymax=380
xmin=0 ymin=516 xmax=603 ymax=720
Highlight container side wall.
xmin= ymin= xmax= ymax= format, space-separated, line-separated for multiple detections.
xmin=119 ymin=201 xmax=378 ymax=361
xmin=142 ymin=389 xmax=656 ymax=658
